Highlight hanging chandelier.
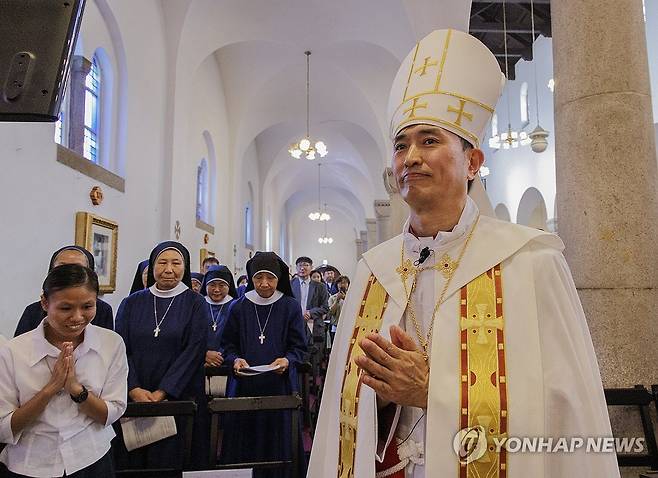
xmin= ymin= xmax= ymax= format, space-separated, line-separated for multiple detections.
xmin=318 ymin=219 xmax=333 ymax=244
xmin=289 ymin=51 xmax=328 ymax=160
xmin=489 ymin=127 xmax=531 ymax=149
xmin=488 ymin=0 xmax=532 ymax=151
xmin=309 ymin=163 xmax=331 ymax=221
xmin=527 ymin=0 xmax=550 ymax=153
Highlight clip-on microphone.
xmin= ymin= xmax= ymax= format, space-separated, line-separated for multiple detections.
xmin=414 ymin=246 xmax=433 ymax=266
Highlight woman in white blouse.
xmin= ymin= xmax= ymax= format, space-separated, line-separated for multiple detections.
xmin=0 ymin=264 xmax=128 ymax=477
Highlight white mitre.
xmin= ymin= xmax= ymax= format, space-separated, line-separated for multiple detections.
xmin=388 ymin=29 xmax=505 ymax=216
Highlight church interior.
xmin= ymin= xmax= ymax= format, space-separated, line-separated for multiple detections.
xmin=1 ymin=1 xmax=658 ymax=477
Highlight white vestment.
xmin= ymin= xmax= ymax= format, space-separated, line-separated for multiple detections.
xmin=309 ymin=202 xmax=620 ymax=478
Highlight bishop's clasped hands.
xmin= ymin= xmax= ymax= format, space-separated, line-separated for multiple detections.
xmin=356 ymin=325 xmax=429 ymax=409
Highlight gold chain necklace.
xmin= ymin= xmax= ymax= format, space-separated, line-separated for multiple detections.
xmin=396 ymin=214 xmax=480 ymax=361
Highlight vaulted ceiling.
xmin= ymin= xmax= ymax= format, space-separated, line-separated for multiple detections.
xmin=161 ymin=0 xmax=551 ymax=234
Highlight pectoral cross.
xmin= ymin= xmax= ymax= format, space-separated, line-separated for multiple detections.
xmin=259 ymin=333 xmax=265 ymax=345
xmin=447 ymin=99 xmax=474 ymax=126
xmin=212 ymin=324 xmax=217 ymax=332
xmin=154 ymin=326 xmax=160 ymax=338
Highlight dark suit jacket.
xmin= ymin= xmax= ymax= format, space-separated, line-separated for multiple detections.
xmin=291 ymin=277 xmax=329 ymax=338
xmin=14 ymin=299 xmax=114 ymax=337
xmin=325 ymin=281 xmax=339 ymax=296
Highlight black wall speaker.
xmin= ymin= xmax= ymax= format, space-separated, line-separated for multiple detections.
xmin=0 ymin=0 xmax=86 ymax=122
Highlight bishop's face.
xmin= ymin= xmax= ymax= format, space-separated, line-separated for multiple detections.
xmin=392 ymin=125 xmax=481 ymax=213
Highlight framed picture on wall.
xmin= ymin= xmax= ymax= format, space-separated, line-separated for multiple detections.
xmin=200 ymin=248 xmax=216 ymax=271
xmin=75 ymin=212 xmax=118 ymax=293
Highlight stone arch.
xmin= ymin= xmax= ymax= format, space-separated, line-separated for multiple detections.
xmin=202 ymin=130 xmax=217 ymax=225
xmin=517 ymin=187 xmax=548 ymax=230
xmin=495 ymin=203 xmax=511 ymax=222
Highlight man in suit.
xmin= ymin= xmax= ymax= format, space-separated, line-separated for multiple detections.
xmin=291 ymin=256 xmax=329 ymax=340
xmin=291 ymin=256 xmax=330 ymax=399
xmin=322 ymin=265 xmax=340 ymax=296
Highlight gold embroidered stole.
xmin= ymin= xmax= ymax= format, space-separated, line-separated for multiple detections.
xmin=336 ymin=265 xmax=507 ymax=478
xmin=459 ymin=264 xmax=508 ymax=478
xmin=337 ymin=275 xmax=389 ymax=478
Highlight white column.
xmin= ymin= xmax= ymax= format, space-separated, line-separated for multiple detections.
xmin=366 ymin=218 xmax=378 ymax=249
xmin=374 ymin=199 xmax=392 ymax=244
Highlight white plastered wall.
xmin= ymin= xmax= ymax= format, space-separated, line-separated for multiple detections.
xmin=0 ymin=0 xmax=168 ymax=336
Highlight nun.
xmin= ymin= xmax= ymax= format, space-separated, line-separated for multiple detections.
xmin=201 ymin=265 xmax=237 ymax=367
xmin=14 ymin=245 xmax=114 ymax=336
xmin=191 ymin=272 xmax=204 ymax=294
xmin=235 ymin=275 xmax=248 ymax=298
xmin=114 ymin=241 xmax=210 ymax=470
xmin=128 ymin=259 xmax=149 ymax=295
xmin=219 ymin=252 xmax=307 ymax=478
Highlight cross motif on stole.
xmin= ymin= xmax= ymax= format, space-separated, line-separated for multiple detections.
xmin=404 ymin=97 xmax=428 ymax=119
xmin=414 ymin=56 xmax=438 ymax=76
xmin=461 ymin=303 xmax=503 ymax=345
xmin=337 ymin=276 xmax=389 ymax=478
xmin=459 ymin=265 xmax=508 ymax=478
xmin=447 ymin=99 xmax=474 ymax=126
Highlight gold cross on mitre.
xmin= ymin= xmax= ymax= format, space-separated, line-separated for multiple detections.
xmin=447 ymin=99 xmax=474 ymax=126
xmin=414 ymin=56 xmax=438 ymax=76
xmin=403 ymin=97 xmax=428 ymax=119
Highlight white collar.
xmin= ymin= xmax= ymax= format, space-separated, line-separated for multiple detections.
xmin=29 ymin=318 xmax=100 ymax=367
xmin=149 ymin=282 xmax=189 ymax=298
xmin=403 ymin=196 xmax=479 ymax=254
xmin=299 ymin=277 xmax=311 ymax=285
xmin=205 ymin=295 xmax=233 ymax=305
xmin=245 ymin=289 xmax=283 ymax=305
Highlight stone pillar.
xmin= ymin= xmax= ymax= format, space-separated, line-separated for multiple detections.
xmin=360 ymin=230 xmax=368 ymax=252
xmin=366 ymin=218 xmax=378 ymax=249
xmin=383 ymin=167 xmax=410 ymax=234
xmin=68 ymin=55 xmax=91 ymax=156
xmin=553 ymin=0 xmax=658 ymax=387
xmin=355 ymin=238 xmax=365 ymax=261
xmin=374 ymin=199 xmax=392 ymax=244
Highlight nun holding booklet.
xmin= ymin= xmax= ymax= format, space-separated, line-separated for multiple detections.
xmin=219 ymin=251 xmax=308 ymax=478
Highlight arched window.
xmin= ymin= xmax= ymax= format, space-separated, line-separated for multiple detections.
xmin=520 ymin=82 xmax=529 ymax=127
xmin=83 ymin=56 xmax=101 ymax=163
xmin=196 ymin=159 xmax=209 ymax=222
xmin=265 ymin=220 xmax=272 ymax=251
xmin=245 ymin=206 xmax=253 ymax=247
xmin=245 ymin=182 xmax=255 ymax=248
xmin=54 ymin=83 xmax=69 ymax=146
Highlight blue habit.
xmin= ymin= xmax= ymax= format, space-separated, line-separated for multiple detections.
xmin=114 ymin=287 xmax=209 ymax=470
xmin=206 ymin=299 xmax=234 ymax=354
xmin=219 ymin=294 xmax=308 ymax=478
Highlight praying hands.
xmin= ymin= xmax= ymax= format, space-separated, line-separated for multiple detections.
xmin=356 ymin=325 xmax=429 ymax=409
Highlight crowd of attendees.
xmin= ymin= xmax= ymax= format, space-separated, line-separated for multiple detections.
xmin=0 ymin=243 xmax=349 ymax=477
